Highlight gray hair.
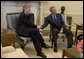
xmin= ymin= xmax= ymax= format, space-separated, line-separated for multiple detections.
xmin=23 ymin=5 xmax=30 ymax=11
xmin=50 ymin=6 xmax=55 ymax=12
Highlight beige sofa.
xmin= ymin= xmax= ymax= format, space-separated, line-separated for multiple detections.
xmin=1 ymin=44 xmax=29 ymax=58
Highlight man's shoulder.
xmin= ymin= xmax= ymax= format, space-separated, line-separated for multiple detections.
xmin=56 ymin=13 xmax=61 ymax=16
xmin=19 ymin=12 xmax=25 ymax=17
xmin=29 ymin=13 xmax=34 ymax=15
xmin=46 ymin=14 xmax=51 ymax=18
xmin=56 ymin=13 xmax=62 ymax=17
xmin=46 ymin=13 xmax=61 ymax=17
xmin=18 ymin=12 xmax=25 ymax=20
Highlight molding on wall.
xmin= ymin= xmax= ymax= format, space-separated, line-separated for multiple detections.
xmin=1 ymin=1 xmax=4 ymax=29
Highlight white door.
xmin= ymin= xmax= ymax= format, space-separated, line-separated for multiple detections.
xmin=2 ymin=1 xmax=40 ymax=28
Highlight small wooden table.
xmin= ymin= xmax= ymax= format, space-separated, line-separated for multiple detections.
xmin=74 ymin=24 xmax=83 ymax=45
xmin=62 ymin=47 xmax=83 ymax=58
xmin=1 ymin=29 xmax=16 ymax=47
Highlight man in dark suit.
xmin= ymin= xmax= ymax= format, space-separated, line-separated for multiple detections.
xmin=39 ymin=7 xmax=73 ymax=52
xmin=16 ymin=5 xmax=50 ymax=58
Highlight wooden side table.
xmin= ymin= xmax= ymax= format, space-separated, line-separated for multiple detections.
xmin=1 ymin=29 xmax=16 ymax=47
xmin=62 ymin=47 xmax=83 ymax=58
xmin=74 ymin=24 xmax=83 ymax=45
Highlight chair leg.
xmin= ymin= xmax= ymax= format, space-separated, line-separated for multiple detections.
xmin=62 ymin=50 xmax=65 ymax=58
xmin=49 ymin=34 xmax=51 ymax=42
xmin=74 ymin=38 xmax=78 ymax=46
xmin=76 ymin=39 xmax=78 ymax=46
xmin=13 ymin=42 xmax=16 ymax=48
xmin=63 ymin=38 xmax=65 ymax=42
xmin=51 ymin=39 xmax=54 ymax=48
xmin=20 ymin=44 xmax=25 ymax=50
xmin=73 ymin=39 xmax=75 ymax=45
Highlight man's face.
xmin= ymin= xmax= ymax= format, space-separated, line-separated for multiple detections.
xmin=25 ymin=7 xmax=31 ymax=13
xmin=51 ymin=7 xmax=56 ymax=14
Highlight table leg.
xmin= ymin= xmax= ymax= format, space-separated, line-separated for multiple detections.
xmin=75 ymin=25 xmax=78 ymax=46
xmin=62 ymin=50 xmax=65 ymax=58
xmin=51 ymin=39 xmax=54 ymax=48
xmin=49 ymin=34 xmax=51 ymax=42
xmin=13 ymin=42 xmax=15 ymax=47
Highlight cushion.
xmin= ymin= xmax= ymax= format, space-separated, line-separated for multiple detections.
xmin=58 ymin=33 xmax=66 ymax=38
xmin=19 ymin=37 xmax=31 ymax=44
xmin=15 ymin=36 xmax=31 ymax=46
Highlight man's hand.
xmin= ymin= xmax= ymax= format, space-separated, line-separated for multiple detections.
xmin=37 ymin=25 xmax=41 ymax=29
xmin=59 ymin=28 xmax=63 ymax=34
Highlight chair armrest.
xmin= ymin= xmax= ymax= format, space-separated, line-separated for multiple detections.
xmin=65 ymin=25 xmax=71 ymax=27
xmin=8 ymin=28 xmax=16 ymax=32
xmin=65 ymin=25 xmax=71 ymax=30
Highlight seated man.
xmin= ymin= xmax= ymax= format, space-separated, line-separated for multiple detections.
xmin=16 ymin=5 xmax=50 ymax=58
xmin=39 ymin=6 xmax=73 ymax=52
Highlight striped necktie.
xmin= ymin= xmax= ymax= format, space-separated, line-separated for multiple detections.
xmin=54 ymin=15 xmax=59 ymax=27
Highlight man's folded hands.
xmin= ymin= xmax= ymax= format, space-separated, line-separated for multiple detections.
xmin=37 ymin=25 xmax=41 ymax=29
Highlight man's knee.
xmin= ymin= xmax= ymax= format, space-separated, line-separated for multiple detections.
xmin=52 ymin=33 xmax=58 ymax=40
xmin=32 ymin=29 xmax=38 ymax=33
xmin=29 ymin=29 xmax=38 ymax=35
xmin=64 ymin=28 xmax=72 ymax=34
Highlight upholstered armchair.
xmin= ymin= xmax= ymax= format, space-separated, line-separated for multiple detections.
xmin=6 ymin=12 xmax=34 ymax=49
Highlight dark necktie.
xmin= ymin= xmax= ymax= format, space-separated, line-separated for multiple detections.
xmin=25 ymin=14 xmax=30 ymax=20
xmin=54 ymin=15 xmax=59 ymax=27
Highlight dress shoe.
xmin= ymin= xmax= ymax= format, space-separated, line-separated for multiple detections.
xmin=54 ymin=47 xmax=58 ymax=52
xmin=37 ymin=52 xmax=47 ymax=58
xmin=41 ymin=43 xmax=50 ymax=49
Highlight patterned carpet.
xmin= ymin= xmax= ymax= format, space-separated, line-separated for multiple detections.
xmin=15 ymin=38 xmax=68 ymax=58
xmin=15 ymin=34 xmax=74 ymax=58
xmin=23 ymin=42 xmax=68 ymax=58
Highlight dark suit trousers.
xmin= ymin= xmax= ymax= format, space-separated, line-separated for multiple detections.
xmin=27 ymin=28 xmax=44 ymax=53
xmin=52 ymin=28 xmax=73 ymax=47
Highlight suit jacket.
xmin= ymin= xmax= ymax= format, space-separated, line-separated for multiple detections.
xmin=41 ymin=13 xmax=65 ymax=33
xmin=16 ymin=12 xmax=37 ymax=36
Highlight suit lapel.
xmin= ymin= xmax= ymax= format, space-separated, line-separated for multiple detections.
xmin=50 ymin=14 xmax=55 ymax=23
xmin=56 ymin=14 xmax=58 ymax=21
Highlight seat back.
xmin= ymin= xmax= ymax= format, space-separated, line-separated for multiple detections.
xmin=6 ymin=13 xmax=34 ymax=31
xmin=6 ymin=13 xmax=21 ymax=30
xmin=66 ymin=16 xmax=72 ymax=27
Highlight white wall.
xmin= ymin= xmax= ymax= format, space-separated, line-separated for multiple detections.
xmin=2 ymin=1 xmax=40 ymax=29
xmin=40 ymin=1 xmax=83 ymax=31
